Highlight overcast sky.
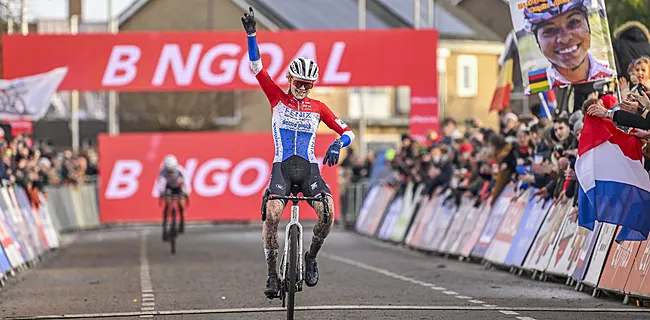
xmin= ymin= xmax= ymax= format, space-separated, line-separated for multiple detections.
xmin=18 ymin=0 xmax=136 ymax=22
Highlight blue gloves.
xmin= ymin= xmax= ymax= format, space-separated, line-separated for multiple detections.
xmin=323 ymin=140 xmax=342 ymax=167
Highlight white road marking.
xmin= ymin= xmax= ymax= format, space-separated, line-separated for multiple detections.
xmin=432 ymin=287 xmax=446 ymax=291
xmin=455 ymin=296 xmax=472 ymax=300
xmin=6 ymin=305 xmax=647 ymax=319
xmin=320 ymin=252 xmax=627 ymax=320
xmin=500 ymin=310 xmax=520 ymax=315
xmin=139 ymin=231 xmax=155 ymax=317
xmin=469 ymin=300 xmax=485 ymax=304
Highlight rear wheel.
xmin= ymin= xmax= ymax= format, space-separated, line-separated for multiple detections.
xmin=286 ymin=224 xmax=298 ymax=320
xmin=170 ymin=206 xmax=177 ymax=255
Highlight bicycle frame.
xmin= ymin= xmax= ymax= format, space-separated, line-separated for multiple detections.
xmin=279 ymin=201 xmax=304 ymax=285
xmin=267 ymin=191 xmax=330 ymax=286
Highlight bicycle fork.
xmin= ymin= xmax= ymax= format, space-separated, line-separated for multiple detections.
xmin=280 ymin=203 xmax=303 ymax=285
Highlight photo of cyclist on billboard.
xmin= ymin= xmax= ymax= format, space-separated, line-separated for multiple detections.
xmin=509 ymin=0 xmax=617 ymax=94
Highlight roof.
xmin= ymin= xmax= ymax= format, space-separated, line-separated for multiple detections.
xmin=250 ymin=0 xmax=390 ymax=30
xmin=117 ymin=0 xmax=501 ymax=42
xmin=375 ymin=0 xmax=502 ymax=41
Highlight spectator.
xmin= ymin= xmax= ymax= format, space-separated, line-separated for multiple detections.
xmin=613 ymin=21 xmax=650 ymax=81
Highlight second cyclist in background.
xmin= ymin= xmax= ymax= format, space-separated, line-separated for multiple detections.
xmin=156 ymin=155 xmax=189 ymax=241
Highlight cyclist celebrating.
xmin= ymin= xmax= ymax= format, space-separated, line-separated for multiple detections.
xmin=241 ymin=7 xmax=355 ymax=299
xmin=155 ymin=154 xmax=188 ymax=241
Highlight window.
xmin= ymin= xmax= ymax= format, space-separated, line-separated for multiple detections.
xmin=457 ymin=55 xmax=478 ymax=97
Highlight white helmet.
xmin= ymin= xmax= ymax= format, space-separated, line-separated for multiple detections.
xmin=163 ymin=154 xmax=178 ymax=169
xmin=288 ymin=57 xmax=319 ymax=82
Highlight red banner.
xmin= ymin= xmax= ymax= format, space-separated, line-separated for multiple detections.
xmin=98 ymin=132 xmax=339 ymax=223
xmin=3 ymin=30 xmax=439 ymax=138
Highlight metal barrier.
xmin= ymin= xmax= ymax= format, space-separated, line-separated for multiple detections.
xmin=340 ymin=181 xmax=369 ymax=229
xmin=44 ymin=181 xmax=101 ymax=233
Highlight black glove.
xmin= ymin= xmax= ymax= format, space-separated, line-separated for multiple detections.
xmin=241 ymin=7 xmax=257 ymax=35
xmin=323 ymin=140 xmax=342 ymax=167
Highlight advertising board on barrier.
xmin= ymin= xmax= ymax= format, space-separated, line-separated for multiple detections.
xmin=359 ymin=185 xmax=395 ymax=236
xmin=406 ymin=196 xmax=439 ymax=248
xmin=597 ymin=227 xmax=641 ymax=292
xmin=3 ymin=30 xmax=439 ymax=140
xmin=449 ymin=202 xmax=481 ymax=255
xmin=624 ymin=240 xmax=650 ymax=297
xmin=504 ymin=192 xmax=552 ymax=266
xmin=98 ymin=132 xmax=338 ymax=222
xmin=440 ymin=199 xmax=473 ymax=254
xmin=390 ymin=183 xmax=424 ymax=243
xmin=472 ymin=186 xmax=516 ymax=258
xmin=422 ymin=198 xmax=456 ymax=251
xmin=573 ymin=222 xmax=603 ymax=282
xmin=523 ymin=202 xmax=572 ymax=271
xmin=460 ymin=203 xmax=492 ymax=257
xmin=0 ymin=188 xmax=37 ymax=262
xmin=377 ymin=196 xmax=403 ymax=241
xmin=0 ymin=203 xmax=25 ymax=268
xmin=583 ymin=223 xmax=618 ymax=286
xmin=355 ymin=186 xmax=380 ymax=232
xmin=485 ymin=189 xmax=531 ymax=265
xmin=546 ymin=206 xmax=583 ymax=276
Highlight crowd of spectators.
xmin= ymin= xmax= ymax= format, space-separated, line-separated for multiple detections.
xmin=340 ymin=44 xmax=650 ymax=211
xmin=0 ymin=127 xmax=99 ymax=201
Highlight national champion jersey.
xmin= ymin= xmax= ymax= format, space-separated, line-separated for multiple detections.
xmin=254 ymin=65 xmax=351 ymax=164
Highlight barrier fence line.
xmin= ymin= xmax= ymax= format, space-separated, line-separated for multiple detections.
xmin=348 ymin=181 xmax=650 ymax=304
xmin=0 ymin=181 xmax=100 ymax=288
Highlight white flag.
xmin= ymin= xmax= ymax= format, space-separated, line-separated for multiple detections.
xmin=0 ymin=67 xmax=67 ymax=120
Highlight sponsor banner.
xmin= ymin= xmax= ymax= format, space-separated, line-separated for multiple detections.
xmin=360 ymin=185 xmax=395 ymax=236
xmin=546 ymin=205 xmax=584 ymax=276
xmin=598 ymin=227 xmax=641 ymax=292
xmin=0 ymin=201 xmax=25 ymax=268
xmin=405 ymin=196 xmax=432 ymax=245
xmin=425 ymin=198 xmax=458 ymax=252
xmin=377 ymin=197 xmax=404 ymax=241
xmin=411 ymin=195 xmax=446 ymax=250
xmin=6 ymin=188 xmax=46 ymax=258
xmin=98 ymin=132 xmax=339 ymax=223
xmin=0 ymin=68 xmax=67 ymax=120
xmin=449 ymin=202 xmax=482 ymax=255
xmin=572 ymin=222 xmax=603 ymax=282
xmin=504 ymin=192 xmax=552 ymax=267
xmin=472 ymin=186 xmax=516 ymax=258
xmin=0 ymin=246 xmax=10 ymax=273
xmin=3 ymin=30 xmax=439 ymax=138
xmin=390 ymin=183 xmax=425 ymax=243
xmin=355 ymin=185 xmax=381 ymax=233
xmin=37 ymin=193 xmax=60 ymax=249
xmin=2 ymin=118 xmax=33 ymax=137
xmin=460 ymin=203 xmax=492 ymax=257
xmin=485 ymin=189 xmax=532 ymax=265
xmin=439 ymin=199 xmax=473 ymax=254
xmin=522 ymin=201 xmax=572 ymax=271
xmin=3 ymin=30 xmax=437 ymax=91
xmin=0 ymin=188 xmax=36 ymax=262
xmin=624 ymin=240 xmax=650 ymax=297
xmin=13 ymin=188 xmax=50 ymax=253
xmin=406 ymin=195 xmax=440 ymax=248
xmin=507 ymin=0 xmax=616 ymax=94
xmin=583 ymin=223 xmax=617 ymax=286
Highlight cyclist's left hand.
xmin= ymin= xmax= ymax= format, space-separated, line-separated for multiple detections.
xmin=323 ymin=140 xmax=342 ymax=167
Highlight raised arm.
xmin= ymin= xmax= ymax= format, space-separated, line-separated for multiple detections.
xmin=241 ymin=7 xmax=283 ymax=108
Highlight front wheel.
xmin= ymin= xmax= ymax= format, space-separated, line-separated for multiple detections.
xmin=286 ymin=224 xmax=298 ymax=320
xmin=170 ymin=207 xmax=177 ymax=255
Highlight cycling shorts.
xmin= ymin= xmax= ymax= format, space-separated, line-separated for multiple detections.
xmin=164 ymin=186 xmax=184 ymax=196
xmin=268 ymin=155 xmax=332 ymax=207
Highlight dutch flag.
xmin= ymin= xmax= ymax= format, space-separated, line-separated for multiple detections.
xmin=576 ymin=114 xmax=650 ymax=242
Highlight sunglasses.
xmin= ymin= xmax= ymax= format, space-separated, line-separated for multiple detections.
xmin=291 ymin=78 xmax=314 ymax=90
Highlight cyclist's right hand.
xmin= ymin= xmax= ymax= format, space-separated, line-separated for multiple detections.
xmin=241 ymin=7 xmax=256 ymax=35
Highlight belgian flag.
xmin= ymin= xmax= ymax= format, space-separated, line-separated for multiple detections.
xmin=490 ymin=31 xmax=517 ymax=112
